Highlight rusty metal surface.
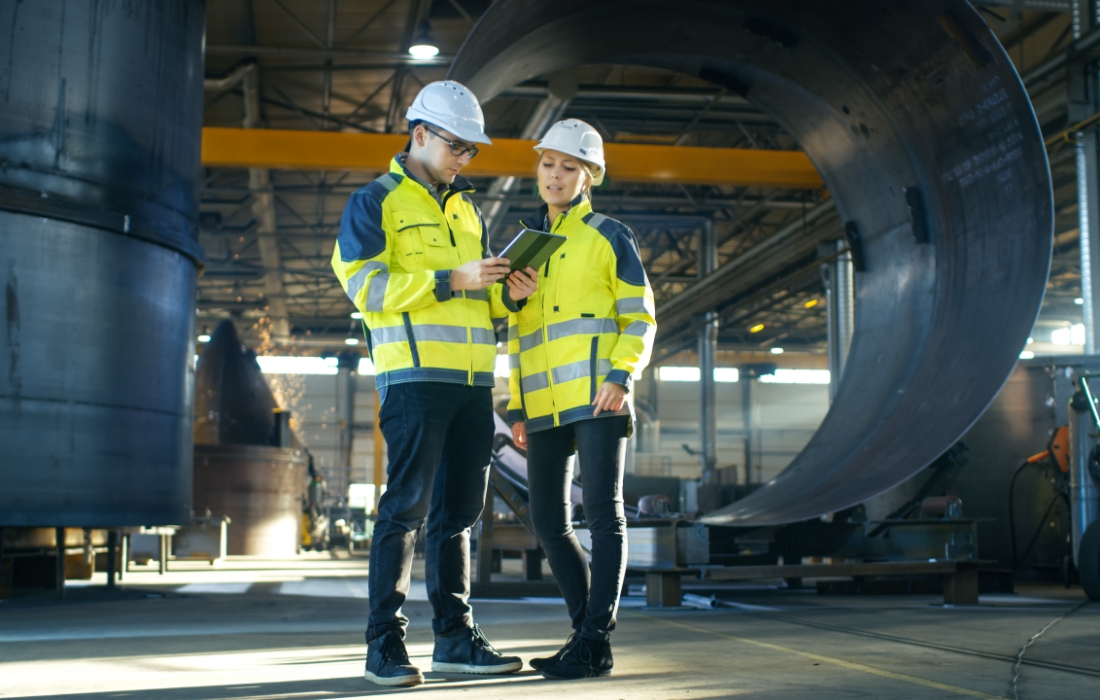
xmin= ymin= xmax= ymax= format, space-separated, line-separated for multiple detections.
xmin=194 ymin=320 xmax=287 ymax=447
xmin=450 ymin=0 xmax=1053 ymax=525
xmin=192 ymin=444 xmax=308 ymax=557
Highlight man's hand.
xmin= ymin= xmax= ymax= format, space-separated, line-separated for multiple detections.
xmin=592 ymin=382 xmax=628 ymax=416
xmin=511 ymin=421 xmax=527 ymax=449
xmin=505 ymin=267 xmax=538 ymax=302
xmin=451 ymin=257 xmax=512 ymax=290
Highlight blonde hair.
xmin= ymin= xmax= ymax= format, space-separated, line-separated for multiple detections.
xmin=536 ymin=151 xmax=597 ymax=200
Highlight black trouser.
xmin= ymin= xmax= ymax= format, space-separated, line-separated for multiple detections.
xmin=366 ymin=382 xmax=493 ymax=642
xmin=527 ymin=415 xmax=629 ymax=641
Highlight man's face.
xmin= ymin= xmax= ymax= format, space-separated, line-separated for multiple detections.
xmin=412 ymin=124 xmax=476 ymax=185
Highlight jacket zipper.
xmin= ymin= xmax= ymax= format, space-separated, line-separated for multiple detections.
xmin=589 ymin=336 xmax=599 ymax=404
xmin=402 ymin=312 xmax=420 ymax=368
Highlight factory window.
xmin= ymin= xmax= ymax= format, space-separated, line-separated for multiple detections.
xmin=759 ymin=369 xmax=831 ymax=385
xmin=658 ymin=367 xmax=742 ymax=382
xmin=256 ymin=356 xmax=339 ymax=375
xmin=495 ymin=354 xmax=510 ymax=378
xmin=658 ymin=366 xmax=701 ymax=382
xmin=1051 ymin=324 xmax=1086 ymax=346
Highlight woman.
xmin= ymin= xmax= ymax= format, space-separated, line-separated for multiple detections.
xmin=505 ymin=119 xmax=657 ymax=680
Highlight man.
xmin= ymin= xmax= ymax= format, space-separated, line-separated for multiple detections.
xmin=331 ymin=81 xmax=538 ymax=687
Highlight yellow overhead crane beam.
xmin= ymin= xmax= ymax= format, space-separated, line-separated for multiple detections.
xmin=201 ymin=127 xmax=824 ymax=189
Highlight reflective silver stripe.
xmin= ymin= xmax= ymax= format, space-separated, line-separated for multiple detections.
xmin=466 ymin=289 xmax=490 ymax=302
xmin=588 ymin=213 xmax=609 ymax=230
xmin=366 ymin=274 xmax=390 ymax=312
xmin=547 ymin=317 xmax=618 ymax=341
xmin=378 ymin=173 xmax=400 ymax=192
xmin=522 ymin=372 xmax=550 ymax=393
xmin=509 ymin=354 xmax=520 ymax=370
xmin=414 ymin=324 xmax=469 ymax=344
xmin=616 ymin=297 xmax=648 ymax=315
xmin=552 ymin=359 xmax=590 ymax=384
xmin=623 ymin=320 xmax=650 ymax=337
xmin=508 ymin=325 xmax=519 ymax=341
xmin=551 ymin=358 xmax=612 ymax=384
xmin=471 ymin=327 xmax=497 ymax=345
xmin=520 ymin=330 xmax=543 ymax=352
xmin=371 ymin=325 xmax=407 ymax=345
xmin=346 ymin=261 xmax=389 ymax=302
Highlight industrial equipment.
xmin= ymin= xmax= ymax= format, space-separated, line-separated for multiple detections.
xmin=193 ymin=321 xmax=309 ymax=557
xmin=449 ymin=0 xmax=1053 ymax=526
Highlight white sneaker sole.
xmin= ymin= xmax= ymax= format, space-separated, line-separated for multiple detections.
xmin=431 ymin=660 xmax=524 ymax=674
xmin=364 ymin=669 xmax=425 ymax=687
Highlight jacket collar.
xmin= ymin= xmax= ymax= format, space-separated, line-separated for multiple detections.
xmin=522 ymin=194 xmax=592 ymax=232
xmin=390 ymin=153 xmax=475 ymax=207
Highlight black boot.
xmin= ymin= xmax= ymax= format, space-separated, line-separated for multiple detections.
xmin=364 ymin=630 xmax=424 ymax=687
xmin=540 ymin=635 xmax=613 ymax=680
xmin=530 ymin=633 xmax=576 ymax=671
xmin=431 ymin=624 xmax=523 ymax=674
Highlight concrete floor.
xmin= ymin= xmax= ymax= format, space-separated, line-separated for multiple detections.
xmin=0 ymin=555 xmax=1097 ymax=699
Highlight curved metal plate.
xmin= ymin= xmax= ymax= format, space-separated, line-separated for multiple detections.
xmin=449 ymin=0 xmax=1053 ymax=525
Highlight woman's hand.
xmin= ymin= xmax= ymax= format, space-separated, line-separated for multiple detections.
xmin=505 ymin=267 xmax=538 ymax=301
xmin=511 ymin=421 xmax=527 ymax=449
xmin=592 ymin=382 xmax=628 ymax=416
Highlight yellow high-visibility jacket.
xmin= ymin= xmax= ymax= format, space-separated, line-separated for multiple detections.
xmin=506 ymin=197 xmax=656 ymax=433
xmin=331 ymin=154 xmax=520 ymax=397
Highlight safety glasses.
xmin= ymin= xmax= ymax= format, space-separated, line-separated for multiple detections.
xmin=423 ymin=124 xmax=480 ymax=158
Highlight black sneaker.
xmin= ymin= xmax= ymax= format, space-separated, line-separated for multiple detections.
xmin=540 ymin=636 xmax=613 ymax=680
xmin=431 ymin=625 xmax=523 ymax=674
xmin=365 ymin=631 xmax=424 ymax=687
xmin=530 ymin=633 xmax=576 ymax=671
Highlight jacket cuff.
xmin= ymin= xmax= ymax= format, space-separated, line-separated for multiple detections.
xmin=506 ymin=409 xmax=526 ymax=425
xmin=433 ymin=269 xmax=451 ymax=302
xmin=604 ymin=369 xmax=633 ymax=392
xmin=503 ymin=286 xmax=526 ymax=313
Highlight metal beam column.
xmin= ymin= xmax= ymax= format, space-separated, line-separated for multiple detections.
xmin=242 ymin=67 xmax=291 ymax=342
xmin=337 ymin=352 xmax=358 ymax=498
xmin=698 ymin=220 xmax=718 ymax=475
xmin=1071 ymin=1 xmax=1100 ymax=352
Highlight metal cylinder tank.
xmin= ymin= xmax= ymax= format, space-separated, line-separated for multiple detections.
xmin=449 ymin=0 xmax=1053 ymax=526
xmin=0 ymin=1 xmax=205 ymax=527
xmin=193 ymin=445 xmax=308 ymax=557
xmin=193 ymin=321 xmax=307 ymax=556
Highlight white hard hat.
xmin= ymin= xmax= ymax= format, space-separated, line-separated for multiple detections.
xmin=534 ymin=119 xmax=606 ymax=186
xmin=405 ymin=80 xmax=492 ymax=145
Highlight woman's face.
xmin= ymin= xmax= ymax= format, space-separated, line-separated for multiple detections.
xmin=537 ymin=149 xmax=591 ymax=209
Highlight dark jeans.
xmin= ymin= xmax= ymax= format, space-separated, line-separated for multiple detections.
xmin=527 ymin=415 xmax=629 ymax=641
xmin=366 ymin=382 xmax=493 ymax=641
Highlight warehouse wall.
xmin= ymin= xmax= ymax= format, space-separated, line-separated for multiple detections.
xmin=266 ymin=353 xmax=831 ymax=498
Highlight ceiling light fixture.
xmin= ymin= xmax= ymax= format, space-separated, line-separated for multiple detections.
xmin=409 ymin=20 xmax=440 ymax=58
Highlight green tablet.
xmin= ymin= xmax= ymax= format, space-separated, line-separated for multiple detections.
xmin=497 ymin=228 xmax=567 ymax=277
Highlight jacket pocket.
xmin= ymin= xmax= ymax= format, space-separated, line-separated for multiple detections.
xmin=589 ymin=336 xmax=599 ymax=403
xmin=394 ymin=211 xmax=443 ymax=271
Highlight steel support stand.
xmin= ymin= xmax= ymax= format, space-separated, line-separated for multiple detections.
xmin=55 ymin=527 xmax=65 ymax=599
xmin=106 ymin=530 xmax=117 ymax=589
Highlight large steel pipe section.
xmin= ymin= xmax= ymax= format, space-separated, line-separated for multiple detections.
xmin=0 ymin=2 xmax=205 ymax=526
xmin=450 ymin=1 xmax=1053 ymax=525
